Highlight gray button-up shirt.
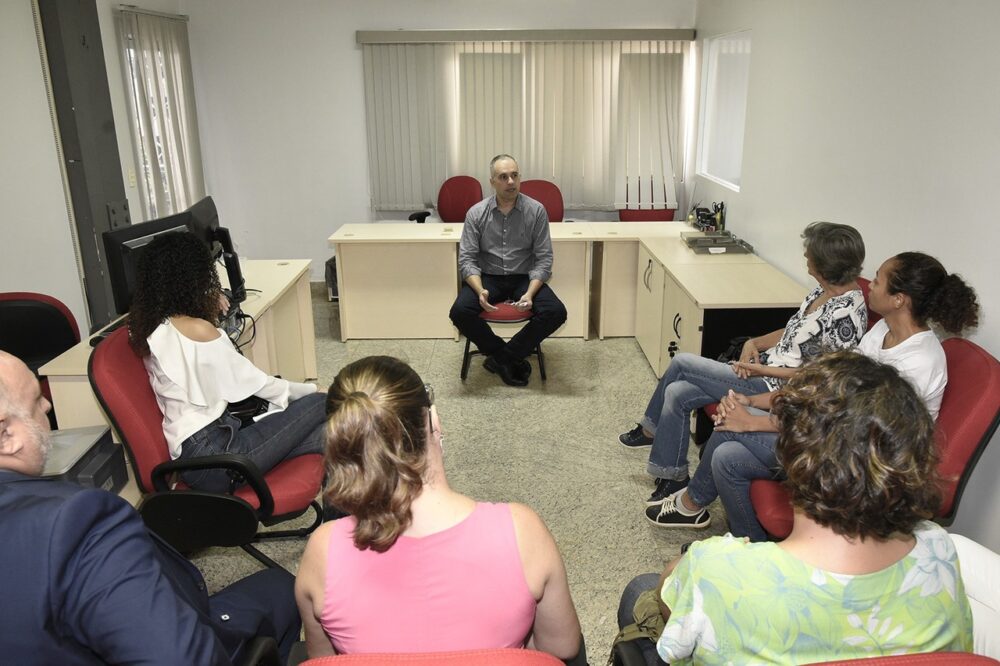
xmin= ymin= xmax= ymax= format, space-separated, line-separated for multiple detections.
xmin=458 ymin=194 xmax=553 ymax=283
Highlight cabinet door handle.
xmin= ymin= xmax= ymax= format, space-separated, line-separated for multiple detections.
xmin=673 ymin=313 xmax=681 ymax=338
xmin=643 ymin=260 xmax=652 ymax=290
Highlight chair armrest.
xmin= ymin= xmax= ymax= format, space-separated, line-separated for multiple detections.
xmin=152 ymin=454 xmax=275 ymax=517
xmin=408 ymin=211 xmax=431 ymax=223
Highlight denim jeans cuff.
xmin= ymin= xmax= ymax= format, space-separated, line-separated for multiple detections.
xmin=646 ymin=461 xmax=688 ymax=481
xmin=638 ymin=416 xmax=657 ymax=435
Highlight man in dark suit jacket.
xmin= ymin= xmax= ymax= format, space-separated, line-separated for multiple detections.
xmin=0 ymin=350 xmax=300 ymax=665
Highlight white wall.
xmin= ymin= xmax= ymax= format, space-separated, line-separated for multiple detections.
xmin=0 ymin=0 xmax=88 ymax=328
xmin=0 ymin=0 xmax=181 ymax=331
xmin=182 ymin=0 xmax=697 ymax=279
xmin=694 ymin=0 xmax=1000 ymax=550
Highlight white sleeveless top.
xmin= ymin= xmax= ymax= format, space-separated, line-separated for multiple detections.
xmin=144 ymin=320 xmax=317 ymax=458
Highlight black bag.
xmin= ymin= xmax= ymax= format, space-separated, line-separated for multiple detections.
xmin=226 ymin=395 xmax=270 ymax=427
xmin=716 ymin=336 xmax=751 ymax=363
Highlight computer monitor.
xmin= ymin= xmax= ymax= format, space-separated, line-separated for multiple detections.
xmin=102 ymin=196 xmax=246 ymax=318
xmin=102 ymin=214 xmax=190 ymax=316
xmin=182 ymin=196 xmax=246 ymax=305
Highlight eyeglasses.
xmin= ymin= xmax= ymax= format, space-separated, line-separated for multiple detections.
xmin=424 ymin=384 xmax=436 ymax=434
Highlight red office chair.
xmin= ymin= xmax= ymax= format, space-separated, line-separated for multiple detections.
xmin=520 ymin=180 xmax=564 ymax=222
xmin=618 ymin=208 xmax=676 ymax=221
xmin=409 ymin=176 xmax=483 ymax=223
xmin=460 ymin=302 xmax=546 ymax=382
xmin=88 ymin=327 xmax=324 ymax=569
xmin=0 ymin=291 xmax=81 ymax=429
xmin=750 ymin=337 xmax=1000 ymax=540
xmin=300 ymin=649 xmax=563 ymax=665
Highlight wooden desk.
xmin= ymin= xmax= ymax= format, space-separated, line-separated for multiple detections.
xmin=39 ymin=259 xmax=317 ymax=432
xmin=330 ymin=223 xmax=594 ymax=340
xmin=588 ymin=223 xmax=768 ymax=339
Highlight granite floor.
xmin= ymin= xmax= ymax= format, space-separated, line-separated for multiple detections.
xmin=192 ymin=286 xmax=729 ymax=660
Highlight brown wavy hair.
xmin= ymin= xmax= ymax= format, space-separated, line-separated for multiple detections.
xmin=772 ymin=351 xmax=940 ymax=540
xmin=127 ymin=232 xmax=222 ymax=356
xmin=887 ymin=252 xmax=979 ymax=334
xmin=324 ymin=356 xmax=432 ymax=552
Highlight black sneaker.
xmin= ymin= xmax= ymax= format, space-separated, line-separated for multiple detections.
xmin=646 ymin=476 xmax=689 ymax=506
xmin=645 ymin=494 xmax=711 ymax=529
xmin=618 ymin=424 xmax=653 ymax=450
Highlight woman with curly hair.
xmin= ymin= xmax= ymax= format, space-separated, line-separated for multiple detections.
xmin=294 ymin=356 xmax=585 ymax=663
xmin=649 ymin=251 xmax=979 ymax=536
xmin=618 ymin=352 xmax=973 ymax=665
xmin=128 ymin=232 xmax=325 ymax=492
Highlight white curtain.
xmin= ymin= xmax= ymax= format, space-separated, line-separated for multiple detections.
xmin=116 ymin=10 xmax=205 ymax=219
xmin=362 ymin=40 xmax=689 ymax=212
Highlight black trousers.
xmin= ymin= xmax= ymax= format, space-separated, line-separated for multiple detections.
xmin=449 ymin=274 xmax=567 ymax=359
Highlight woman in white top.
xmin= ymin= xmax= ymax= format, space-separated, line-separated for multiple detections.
xmin=650 ymin=251 xmax=980 ymax=540
xmin=128 ymin=232 xmax=325 ymax=492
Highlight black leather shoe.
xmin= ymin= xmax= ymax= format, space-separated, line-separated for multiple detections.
xmin=513 ymin=357 xmax=531 ymax=381
xmin=484 ymin=355 xmax=528 ymax=387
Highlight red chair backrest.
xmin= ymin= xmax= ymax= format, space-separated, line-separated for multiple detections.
xmin=88 ymin=326 xmax=170 ymax=495
xmin=618 ymin=208 xmax=676 ymax=222
xmin=519 ymin=180 xmax=564 ymax=222
xmin=856 ymin=277 xmax=882 ymax=331
xmin=437 ymin=176 xmax=483 ymax=222
xmin=936 ymin=337 xmax=1000 ymax=521
xmin=300 ymin=648 xmax=562 ymax=665
xmin=752 ymin=337 xmax=1000 ymax=538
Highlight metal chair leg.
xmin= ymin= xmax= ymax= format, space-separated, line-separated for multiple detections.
xmin=536 ymin=343 xmax=546 ymax=381
xmin=460 ymin=337 xmax=472 ymax=380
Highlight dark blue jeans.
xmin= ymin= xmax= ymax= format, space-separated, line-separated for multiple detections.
xmin=641 ymin=353 xmax=770 ymax=481
xmin=449 ymin=273 xmax=567 ymax=359
xmin=617 ymin=573 xmax=666 ymax=666
xmin=686 ymin=425 xmax=780 ymax=542
xmin=178 ymin=392 xmax=326 ymax=492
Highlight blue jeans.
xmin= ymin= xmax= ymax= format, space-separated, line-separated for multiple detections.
xmin=686 ymin=425 xmax=780 ymax=542
xmin=617 ymin=573 xmax=666 ymax=666
xmin=179 ymin=393 xmax=326 ymax=492
xmin=641 ymin=353 xmax=770 ymax=481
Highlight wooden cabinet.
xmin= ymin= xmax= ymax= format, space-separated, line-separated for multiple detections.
xmin=660 ymin=273 xmax=703 ymax=371
xmin=634 ymin=257 xmax=804 ymax=378
xmin=635 ymin=245 xmax=665 ymax=368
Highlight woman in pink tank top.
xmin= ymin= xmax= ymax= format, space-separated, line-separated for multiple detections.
xmin=295 ymin=356 xmax=584 ymax=662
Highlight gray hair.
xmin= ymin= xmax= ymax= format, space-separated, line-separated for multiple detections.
xmin=801 ymin=221 xmax=865 ymax=286
xmin=489 ymin=154 xmax=518 ymax=177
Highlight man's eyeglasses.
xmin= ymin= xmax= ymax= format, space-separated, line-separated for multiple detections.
xmin=424 ymin=383 xmax=434 ymax=407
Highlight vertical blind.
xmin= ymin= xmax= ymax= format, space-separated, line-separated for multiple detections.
xmin=116 ymin=9 xmax=205 ymax=219
xmin=362 ymin=40 xmax=689 ymax=212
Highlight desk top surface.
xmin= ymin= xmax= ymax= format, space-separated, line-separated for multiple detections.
xmin=331 ymin=220 xmax=698 ymax=244
xmin=40 ymin=259 xmax=311 ymax=376
xmin=668 ymin=262 xmax=809 ymax=309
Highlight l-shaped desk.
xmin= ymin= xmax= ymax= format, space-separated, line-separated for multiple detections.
xmin=329 ymin=222 xmax=810 ymax=377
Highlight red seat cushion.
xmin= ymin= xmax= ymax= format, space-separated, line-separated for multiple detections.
xmin=234 ymin=453 xmax=324 ymax=514
xmin=480 ymin=302 xmax=533 ymax=323
xmin=749 ymin=480 xmax=794 ymax=540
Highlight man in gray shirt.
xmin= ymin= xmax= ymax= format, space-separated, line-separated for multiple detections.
xmin=450 ymin=154 xmax=567 ymax=386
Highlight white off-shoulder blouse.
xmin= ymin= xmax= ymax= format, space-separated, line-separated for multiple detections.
xmin=144 ymin=320 xmax=317 ymax=459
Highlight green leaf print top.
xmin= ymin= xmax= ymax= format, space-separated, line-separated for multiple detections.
xmin=658 ymin=522 xmax=973 ymax=665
